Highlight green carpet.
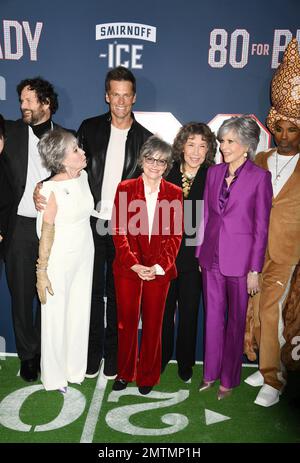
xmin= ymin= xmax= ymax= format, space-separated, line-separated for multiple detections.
xmin=0 ymin=357 xmax=299 ymax=443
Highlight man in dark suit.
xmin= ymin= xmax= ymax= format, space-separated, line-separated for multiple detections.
xmin=0 ymin=77 xmax=63 ymax=382
xmin=77 ymin=67 xmax=152 ymax=378
xmin=0 ymin=114 xmax=12 ymax=274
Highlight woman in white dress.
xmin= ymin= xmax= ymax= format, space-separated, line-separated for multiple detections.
xmin=36 ymin=128 xmax=94 ymax=392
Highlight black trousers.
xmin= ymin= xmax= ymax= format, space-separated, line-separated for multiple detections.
xmin=5 ymin=216 xmax=40 ymax=361
xmin=161 ymin=270 xmax=202 ymax=371
xmin=87 ymin=217 xmax=117 ymax=370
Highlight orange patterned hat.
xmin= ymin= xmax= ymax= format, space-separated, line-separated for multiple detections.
xmin=266 ymin=38 xmax=300 ymax=133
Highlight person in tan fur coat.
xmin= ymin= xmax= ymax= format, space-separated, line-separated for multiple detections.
xmin=244 ymin=38 xmax=300 ymax=407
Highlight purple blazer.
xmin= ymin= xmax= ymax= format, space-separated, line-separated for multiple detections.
xmin=195 ymin=160 xmax=272 ymax=277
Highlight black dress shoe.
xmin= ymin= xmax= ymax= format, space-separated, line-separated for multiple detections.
xmin=138 ymin=386 xmax=153 ymax=395
xmin=20 ymin=358 xmax=38 ymax=382
xmin=178 ymin=367 xmax=193 ymax=382
xmin=112 ymin=379 xmax=128 ymax=391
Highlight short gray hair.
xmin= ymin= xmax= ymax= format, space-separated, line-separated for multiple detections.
xmin=138 ymin=135 xmax=173 ymax=176
xmin=38 ymin=128 xmax=76 ymax=173
xmin=217 ymin=115 xmax=260 ymax=159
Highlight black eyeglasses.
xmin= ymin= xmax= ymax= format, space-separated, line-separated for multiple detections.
xmin=144 ymin=156 xmax=167 ymax=167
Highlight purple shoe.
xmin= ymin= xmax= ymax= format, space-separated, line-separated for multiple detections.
xmin=58 ymin=387 xmax=67 ymax=394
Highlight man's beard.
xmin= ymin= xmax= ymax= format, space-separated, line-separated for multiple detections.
xmin=22 ymin=109 xmax=45 ymax=125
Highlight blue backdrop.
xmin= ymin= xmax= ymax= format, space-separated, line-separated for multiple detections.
xmin=0 ymin=0 xmax=299 ymax=355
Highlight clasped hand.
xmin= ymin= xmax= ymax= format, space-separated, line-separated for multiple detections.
xmin=131 ymin=264 xmax=156 ymax=280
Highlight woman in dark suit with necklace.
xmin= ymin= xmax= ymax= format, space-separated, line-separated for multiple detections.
xmin=161 ymin=122 xmax=217 ymax=382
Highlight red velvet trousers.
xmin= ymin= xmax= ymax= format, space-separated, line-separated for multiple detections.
xmin=114 ymin=275 xmax=170 ymax=386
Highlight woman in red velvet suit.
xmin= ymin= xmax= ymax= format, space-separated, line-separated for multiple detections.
xmin=111 ymin=136 xmax=183 ymax=395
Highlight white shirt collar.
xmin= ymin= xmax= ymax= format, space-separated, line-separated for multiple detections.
xmin=142 ymin=174 xmax=161 ymax=195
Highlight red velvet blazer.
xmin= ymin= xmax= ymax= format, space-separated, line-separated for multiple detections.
xmin=112 ymin=176 xmax=183 ymax=283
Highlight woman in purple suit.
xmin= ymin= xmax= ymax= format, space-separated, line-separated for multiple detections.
xmin=196 ymin=116 xmax=272 ymax=400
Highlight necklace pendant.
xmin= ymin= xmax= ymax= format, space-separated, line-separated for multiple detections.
xmin=276 ymin=174 xmax=280 ymax=179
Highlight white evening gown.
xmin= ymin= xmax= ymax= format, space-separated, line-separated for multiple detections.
xmin=36 ymin=170 xmax=94 ymax=390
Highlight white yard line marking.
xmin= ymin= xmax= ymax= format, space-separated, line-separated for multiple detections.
xmin=80 ymin=361 xmax=108 ymax=443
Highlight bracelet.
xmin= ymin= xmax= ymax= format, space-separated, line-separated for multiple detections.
xmin=36 ymin=268 xmax=47 ymax=272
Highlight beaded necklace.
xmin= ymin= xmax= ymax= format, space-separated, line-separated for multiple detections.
xmin=181 ymin=167 xmax=197 ymax=198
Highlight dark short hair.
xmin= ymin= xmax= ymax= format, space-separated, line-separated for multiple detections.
xmin=105 ymin=66 xmax=136 ymax=94
xmin=0 ymin=114 xmax=5 ymax=139
xmin=217 ymin=115 xmax=260 ymax=159
xmin=17 ymin=77 xmax=58 ymax=114
xmin=173 ymin=122 xmax=217 ymax=166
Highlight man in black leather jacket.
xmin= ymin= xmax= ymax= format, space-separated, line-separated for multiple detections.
xmin=77 ymin=66 xmax=152 ymax=379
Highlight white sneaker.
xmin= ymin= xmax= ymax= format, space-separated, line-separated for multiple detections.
xmin=244 ymin=370 xmax=264 ymax=387
xmin=254 ymin=384 xmax=281 ymax=407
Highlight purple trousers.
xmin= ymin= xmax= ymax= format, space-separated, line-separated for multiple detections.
xmin=202 ymin=261 xmax=249 ymax=389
